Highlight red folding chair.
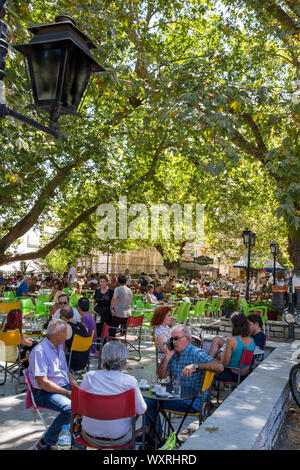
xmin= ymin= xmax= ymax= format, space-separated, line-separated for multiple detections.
xmin=216 ymin=348 xmax=254 ymax=403
xmin=70 ymin=386 xmax=139 ymax=450
xmin=108 ymin=315 xmax=144 ymax=361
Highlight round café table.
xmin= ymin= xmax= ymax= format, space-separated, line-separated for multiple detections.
xmin=141 ymin=384 xmax=199 ymax=449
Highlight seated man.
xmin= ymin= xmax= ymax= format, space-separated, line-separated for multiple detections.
xmin=77 ymin=297 xmax=97 ymax=356
xmin=59 ymin=306 xmax=90 ymax=372
xmin=153 ymin=284 xmax=164 ymax=301
xmin=247 ymin=314 xmax=266 ymax=350
xmin=79 ymin=341 xmax=147 ymax=447
xmin=52 ymin=294 xmax=81 ymax=322
xmin=16 ymin=276 xmax=31 ymax=297
xmin=28 ymin=319 xmax=78 ymax=450
xmin=144 ymin=324 xmax=223 ymax=444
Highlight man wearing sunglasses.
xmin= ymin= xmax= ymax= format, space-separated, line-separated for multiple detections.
xmin=52 ymin=294 xmax=81 ymax=323
xmin=144 ymin=324 xmax=224 ymax=446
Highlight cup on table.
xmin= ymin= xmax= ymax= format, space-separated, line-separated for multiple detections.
xmin=139 ymin=379 xmax=148 ymax=388
xmin=173 ymin=378 xmax=181 ymax=397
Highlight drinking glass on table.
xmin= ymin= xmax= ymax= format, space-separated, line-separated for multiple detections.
xmin=173 ymin=378 xmax=181 ymax=397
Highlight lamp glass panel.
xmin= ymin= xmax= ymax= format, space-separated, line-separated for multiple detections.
xmin=242 ymin=230 xmax=251 ymax=245
xmin=30 ymin=48 xmax=63 ymax=101
xmin=250 ymin=232 xmax=256 ymax=246
xmin=62 ymin=49 xmax=91 ymax=109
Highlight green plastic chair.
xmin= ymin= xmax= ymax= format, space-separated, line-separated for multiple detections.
xmin=70 ymin=294 xmax=81 ymax=308
xmin=20 ymin=297 xmax=36 ymax=315
xmin=206 ymin=298 xmax=221 ymax=318
xmin=37 ymin=294 xmax=51 ymax=303
xmin=189 ymin=300 xmax=207 ymax=327
xmin=3 ymin=291 xmax=17 ymax=301
xmin=240 ymin=298 xmax=269 ymax=335
xmin=176 ymin=302 xmax=191 ymax=324
xmin=63 ymin=288 xmax=72 ymax=296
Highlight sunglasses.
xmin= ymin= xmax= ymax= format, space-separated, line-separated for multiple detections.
xmin=172 ymin=335 xmax=186 ymax=342
xmin=59 ymin=301 xmax=68 ymax=305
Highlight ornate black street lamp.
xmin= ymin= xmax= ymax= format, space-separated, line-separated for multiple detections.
xmin=242 ymin=228 xmax=256 ymax=302
xmin=0 ymin=4 xmax=105 ymax=138
xmin=270 ymin=241 xmax=279 ymax=286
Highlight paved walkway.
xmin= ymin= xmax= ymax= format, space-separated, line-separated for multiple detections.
xmin=0 ymin=337 xmax=199 ymax=450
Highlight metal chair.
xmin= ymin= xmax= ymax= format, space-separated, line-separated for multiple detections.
xmin=216 ymin=348 xmax=254 ymax=403
xmin=24 ymin=369 xmax=59 ymax=430
xmin=109 ymin=315 xmax=144 ymax=361
xmin=0 ymin=329 xmax=29 ymax=391
xmin=163 ymin=370 xmax=215 ymax=442
xmin=68 ymin=331 xmax=95 ymax=380
xmin=70 ymin=386 xmax=139 ymax=450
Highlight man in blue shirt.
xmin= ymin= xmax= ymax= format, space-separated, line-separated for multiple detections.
xmin=0 ymin=271 xmax=4 ymax=286
xmin=153 ymin=284 xmax=164 ymax=301
xmin=144 ymin=325 xmax=224 ymax=444
xmin=16 ymin=276 xmax=30 ymax=297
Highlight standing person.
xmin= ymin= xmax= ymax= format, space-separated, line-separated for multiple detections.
xmin=93 ymin=274 xmax=114 ymax=342
xmin=67 ymin=262 xmax=76 ymax=288
xmin=109 ymin=274 xmax=133 ymax=338
xmin=28 ymin=319 xmax=78 ymax=450
xmin=78 ymin=297 xmax=97 ymax=356
xmin=124 ymin=268 xmax=132 ymax=287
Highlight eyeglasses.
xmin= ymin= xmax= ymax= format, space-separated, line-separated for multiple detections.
xmin=172 ymin=335 xmax=187 ymax=342
xmin=59 ymin=301 xmax=68 ymax=305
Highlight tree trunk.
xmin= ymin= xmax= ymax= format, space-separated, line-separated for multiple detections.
xmin=162 ymin=259 xmax=180 ymax=277
xmin=288 ymin=226 xmax=300 ymax=276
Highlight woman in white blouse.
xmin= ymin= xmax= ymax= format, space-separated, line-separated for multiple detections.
xmin=150 ymin=306 xmax=175 ymax=362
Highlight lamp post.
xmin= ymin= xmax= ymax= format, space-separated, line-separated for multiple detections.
xmin=0 ymin=5 xmax=105 ymax=138
xmin=270 ymin=242 xmax=279 ymax=286
xmin=242 ymin=228 xmax=256 ymax=302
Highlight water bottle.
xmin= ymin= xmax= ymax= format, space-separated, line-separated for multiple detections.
xmin=57 ymin=424 xmax=71 ymax=450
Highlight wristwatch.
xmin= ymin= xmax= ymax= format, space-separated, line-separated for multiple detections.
xmin=193 ymin=363 xmax=199 ymax=370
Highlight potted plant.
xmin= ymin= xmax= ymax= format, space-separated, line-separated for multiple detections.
xmin=223 ymin=297 xmax=239 ymax=318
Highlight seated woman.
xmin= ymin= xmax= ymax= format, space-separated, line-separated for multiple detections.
xmin=209 ymin=312 xmax=255 ymax=383
xmin=49 ymin=280 xmax=65 ymax=304
xmin=150 ymin=306 xmax=175 ymax=363
xmin=79 ymin=341 xmax=146 ymax=447
xmin=1 ymin=309 xmax=37 ymax=374
xmin=145 ymin=284 xmax=159 ymax=305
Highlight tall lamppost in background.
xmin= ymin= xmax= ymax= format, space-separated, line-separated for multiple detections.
xmin=0 ymin=5 xmax=105 ymax=138
xmin=270 ymin=242 xmax=279 ymax=286
xmin=242 ymin=228 xmax=256 ymax=302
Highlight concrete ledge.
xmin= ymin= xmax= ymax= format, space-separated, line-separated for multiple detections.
xmin=181 ymin=341 xmax=300 ymax=450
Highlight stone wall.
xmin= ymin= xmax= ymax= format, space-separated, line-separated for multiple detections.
xmin=181 ymin=341 xmax=298 ymax=451
xmin=219 ymin=316 xmax=300 ymax=341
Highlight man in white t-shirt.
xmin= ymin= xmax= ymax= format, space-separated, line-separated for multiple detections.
xmin=52 ymin=294 xmax=81 ymax=322
xmin=67 ymin=262 xmax=76 ymax=287
xmin=79 ymin=342 xmax=146 ymax=447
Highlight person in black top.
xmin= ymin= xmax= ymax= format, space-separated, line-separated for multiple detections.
xmin=247 ymin=314 xmax=266 ymax=349
xmin=92 ymin=273 xmax=114 ymax=345
xmin=138 ymin=273 xmax=148 ymax=287
xmin=60 ymin=306 xmax=90 ymax=372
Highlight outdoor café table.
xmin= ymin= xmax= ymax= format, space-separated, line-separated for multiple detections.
xmin=141 ymin=384 xmax=199 ymax=449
